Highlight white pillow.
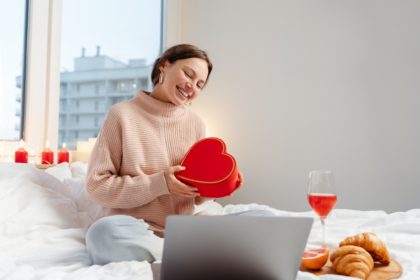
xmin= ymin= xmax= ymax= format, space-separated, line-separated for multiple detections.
xmin=70 ymin=161 xmax=88 ymax=179
xmin=0 ymin=163 xmax=92 ymax=269
xmin=45 ymin=162 xmax=72 ymax=182
xmin=0 ymin=163 xmax=80 ymax=228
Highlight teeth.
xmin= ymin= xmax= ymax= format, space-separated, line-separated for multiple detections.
xmin=177 ymin=87 xmax=189 ymax=98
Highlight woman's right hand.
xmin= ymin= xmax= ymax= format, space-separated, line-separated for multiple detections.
xmin=164 ymin=165 xmax=200 ymax=198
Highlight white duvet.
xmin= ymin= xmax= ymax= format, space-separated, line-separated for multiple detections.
xmin=0 ymin=163 xmax=419 ymax=279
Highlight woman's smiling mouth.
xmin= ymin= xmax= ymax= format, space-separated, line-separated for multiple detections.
xmin=176 ymin=86 xmax=190 ymax=99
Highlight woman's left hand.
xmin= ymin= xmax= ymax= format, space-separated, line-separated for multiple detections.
xmin=238 ymin=172 xmax=244 ymax=187
xmin=229 ymin=172 xmax=244 ymax=197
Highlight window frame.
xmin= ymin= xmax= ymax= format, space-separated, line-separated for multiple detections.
xmin=24 ymin=0 xmax=62 ymax=151
xmin=19 ymin=0 xmax=30 ymax=141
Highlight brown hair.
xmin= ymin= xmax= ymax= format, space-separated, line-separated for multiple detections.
xmin=151 ymin=44 xmax=213 ymax=87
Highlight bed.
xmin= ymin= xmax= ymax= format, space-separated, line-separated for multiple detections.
xmin=0 ymin=162 xmax=419 ymax=279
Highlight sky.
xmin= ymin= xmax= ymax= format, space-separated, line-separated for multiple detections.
xmin=0 ymin=0 xmax=162 ymax=140
xmin=0 ymin=0 xmax=26 ymax=140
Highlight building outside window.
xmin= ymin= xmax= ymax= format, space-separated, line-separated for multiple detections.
xmin=58 ymin=0 xmax=163 ymax=150
xmin=0 ymin=0 xmax=28 ymax=141
xmin=95 ymin=83 xmax=100 ymax=94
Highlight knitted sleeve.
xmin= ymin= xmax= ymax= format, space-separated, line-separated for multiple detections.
xmin=86 ymin=108 xmax=170 ymax=209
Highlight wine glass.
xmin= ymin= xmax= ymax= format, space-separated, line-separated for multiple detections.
xmin=308 ymin=170 xmax=337 ymax=248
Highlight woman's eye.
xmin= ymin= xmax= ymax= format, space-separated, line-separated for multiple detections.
xmin=184 ymin=71 xmax=192 ymax=78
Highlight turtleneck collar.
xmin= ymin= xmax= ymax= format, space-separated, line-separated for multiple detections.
xmin=134 ymin=90 xmax=186 ymax=118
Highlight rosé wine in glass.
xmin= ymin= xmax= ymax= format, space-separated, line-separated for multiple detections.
xmin=308 ymin=193 xmax=337 ymax=218
xmin=308 ymin=170 xmax=337 ymax=248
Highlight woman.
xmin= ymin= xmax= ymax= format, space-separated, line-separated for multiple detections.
xmin=85 ymin=44 xmax=243 ymax=265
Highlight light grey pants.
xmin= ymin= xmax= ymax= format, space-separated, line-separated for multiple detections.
xmin=86 ymin=209 xmax=275 ymax=265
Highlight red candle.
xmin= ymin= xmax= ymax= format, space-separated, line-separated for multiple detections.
xmin=41 ymin=143 xmax=54 ymax=164
xmin=15 ymin=144 xmax=28 ymax=163
xmin=57 ymin=143 xmax=69 ymax=163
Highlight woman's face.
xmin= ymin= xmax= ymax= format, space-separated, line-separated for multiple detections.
xmin=158 ymin=57 xmax=209 ymax=106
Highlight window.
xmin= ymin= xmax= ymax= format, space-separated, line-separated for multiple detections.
xmin=60 ymin=100 xmax=67 ymax=111
xmin=60 ymin=83 xmax=67 ymax=95
xmin=141 ymin=78 xmax=148 ymax=88
xmin=0 ymin=0 xmax=29 ymax=140
xmin=58 ymin=0 xmax=163 ymax=149
xmin=95 ymin=83 xmax=101 ymax=94
xmin=119 ymin=81 xmax=128 ymax=92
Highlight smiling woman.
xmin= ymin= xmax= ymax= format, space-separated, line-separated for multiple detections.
xmin=150 ymin=44 xmax=212 ymax=106
xmin=83 ymin=44 xmax=236 ymax=265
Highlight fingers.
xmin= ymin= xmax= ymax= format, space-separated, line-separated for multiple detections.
xmin=170 ymin=183 xmax=199 ymax=197
xmin=171 ymin=165 xmax=186 ymax=173
xmin=176 ymin=182 xmax=200 ymax=197
xmin=238 ymin=172 xmax=244 ymax=186
xmin=229 ymin=172 xmax=244 ymax=197
xmin=165 ymin=165 xmax=200 ymax=197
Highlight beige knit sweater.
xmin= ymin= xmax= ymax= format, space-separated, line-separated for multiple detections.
xmin=86 ymin=91 xmax=205 ymax=235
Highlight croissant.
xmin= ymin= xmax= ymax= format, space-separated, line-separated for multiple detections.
xmin=331 ymin=245 xmax=374 ymax=279
xmin=339 ymin=232 xmax=390 ymax=265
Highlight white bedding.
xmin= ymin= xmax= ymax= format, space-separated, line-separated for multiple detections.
xmin=0 ymin=162 xmax=419 ymax=279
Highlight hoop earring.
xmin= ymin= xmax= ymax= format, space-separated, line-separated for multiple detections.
xmin=159 ymin=72 xmax=165 ymax=84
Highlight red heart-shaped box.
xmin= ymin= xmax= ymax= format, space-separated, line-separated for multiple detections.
xmin=175 ymin=137 xmax=240 ymax=198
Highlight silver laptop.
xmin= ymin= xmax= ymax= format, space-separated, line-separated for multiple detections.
xmin=158 ymin=215 xmax=313 ymax=280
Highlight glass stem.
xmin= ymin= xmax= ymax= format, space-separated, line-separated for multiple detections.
xmin=320 ymin=217 xmax=326 ymax=248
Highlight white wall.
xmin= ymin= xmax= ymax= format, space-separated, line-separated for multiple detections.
xmin=167 ymin=0 xmax=420 ymax=212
